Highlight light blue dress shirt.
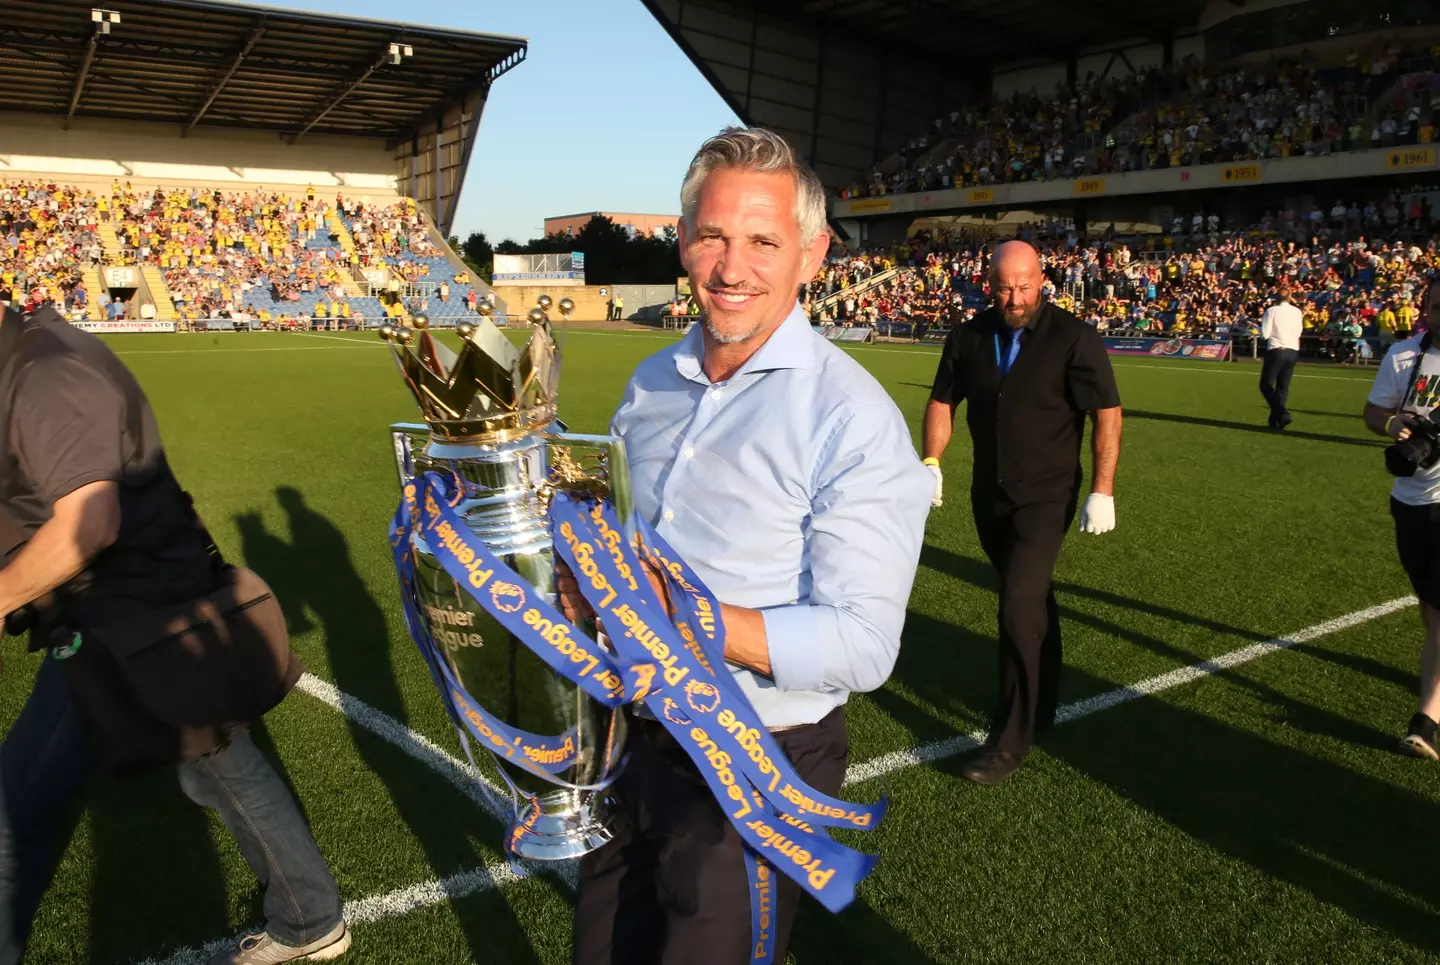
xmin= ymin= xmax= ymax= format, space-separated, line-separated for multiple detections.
xmin=610 ymin=304 xmax=933 ymax=729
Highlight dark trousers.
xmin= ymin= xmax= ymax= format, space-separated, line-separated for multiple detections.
xmin=1259 ymin=348 xmax=1298 ymax=427
xmin=0 ymin=657 xmax=341 ymax=959
xmin=573 ymin=708 xmax=848 ymax=965
xmin=972 ymin=495 xmax=1076 ymax=759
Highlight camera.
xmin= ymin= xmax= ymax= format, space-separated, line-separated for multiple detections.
xmin=1386 ymin=410 xmax=1440 ymax=477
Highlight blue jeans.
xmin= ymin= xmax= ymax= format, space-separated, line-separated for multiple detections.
xmin=0 ymin=657 xmax=341 ymax=958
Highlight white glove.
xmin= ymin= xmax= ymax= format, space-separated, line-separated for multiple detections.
xmin=1079 ymin=492 xmax=1115 ymax=535
xmin=925 ymin=462 xmax=943 ymax=508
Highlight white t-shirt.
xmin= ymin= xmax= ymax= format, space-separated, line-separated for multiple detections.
xmin=1259 ymin=301 xmax=1303 ymax=350
xmin=1369 ymin=336 xmax=1440 ymax=505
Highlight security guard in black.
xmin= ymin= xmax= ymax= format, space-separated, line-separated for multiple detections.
xmin=930 ymin=302 xmax=1120 ymax=504
xmin=926 ymin=243 xmax=1122 ymax=786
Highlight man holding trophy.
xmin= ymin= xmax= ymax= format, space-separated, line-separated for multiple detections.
xmin=568 ymin=127 xmax=933 ymax=964
xmin=381 ymin=126 xmax=928 ymax=965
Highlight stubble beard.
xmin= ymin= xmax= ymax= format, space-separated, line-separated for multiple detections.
xmin=701 ymin=308 xmax=768 ymax=345
xmin=1005 ymin=301 xmax=1041 ymax=328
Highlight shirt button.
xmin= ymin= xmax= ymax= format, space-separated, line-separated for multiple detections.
xmin=710 ymin=389 xmax=723 ymax=400
xmin=683 ymin=447 xmax=695 ymax=459
xmin=663 ymin=509 xmax=675 ymax=522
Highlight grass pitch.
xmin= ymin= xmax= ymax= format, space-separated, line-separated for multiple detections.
xmin=5 ymin=328 xmax=1437 ymax=965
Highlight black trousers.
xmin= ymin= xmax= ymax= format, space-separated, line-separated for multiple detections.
xmin=573 ymin=708 xmax=848 ymax=965
xmin=1259 ymin=348 xmax=1298 ymax=427
xmin=972 ymin=494 xmax=1077 ymax=758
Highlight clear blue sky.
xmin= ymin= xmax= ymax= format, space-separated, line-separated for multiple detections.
xmin=261 ymin=0 xmax=739 ymax=244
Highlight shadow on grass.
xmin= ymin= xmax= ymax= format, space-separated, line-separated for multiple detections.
xmin=919 ymin=544 xmax=1269 ymax=647
xmin=1037 ymin=669 xmax=1440 ymax=955
xmin=1126 ymin=409 xmax=1382 ymax=448
xmin=237 ymin=488 xmax=543 ymax=965
xmin=890 ymin=540 xmax=1438 ymax=954
xmin=1289 ymin=408 xmax=1363 ymax=419
xmin=83 ymin=724 xmax=298 ymax=963
xmin=790 ymin=890 xmax=941 ymax=964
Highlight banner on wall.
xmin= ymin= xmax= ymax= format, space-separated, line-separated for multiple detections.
xmin=1102 ymin=336 xmax=1231 ymax=361
xmin=73 ymin=320 xmax=176 ymax=334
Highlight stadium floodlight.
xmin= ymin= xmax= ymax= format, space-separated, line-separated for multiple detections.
xmin=388 ymin=42 xmax=413 ymax=65
xmin=91 ymin=8 xmax=121 ymax=34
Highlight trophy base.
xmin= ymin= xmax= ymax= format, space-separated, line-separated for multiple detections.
xmin=511 ymin=788 xmax=623 ymax=861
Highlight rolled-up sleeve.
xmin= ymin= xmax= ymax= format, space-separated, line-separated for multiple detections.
xmin=762 ymin=402 xmax=933 ymax=695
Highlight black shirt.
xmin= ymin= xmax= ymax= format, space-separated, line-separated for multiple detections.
xmin=0 ymin=306 xmax=215 ymax=624
xmin=930 ymin=301 xmax=1121 ymax=506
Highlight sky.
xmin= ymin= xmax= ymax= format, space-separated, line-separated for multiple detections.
xmin=262 ymin=0 xmax=740 ymax=244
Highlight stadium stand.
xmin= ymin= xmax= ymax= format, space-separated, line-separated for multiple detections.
xmin=817 ymin=182 xmax=1438 ymax=364
xmin=0 ymin=0 xmax=525 ymax=330
xmin=0 ymin=176 xmax=495 ymax=331
xmin=0 ymin=180 xmax=105 ymax=320
xmin=845 ymin=42 xmax=1440 ymax=199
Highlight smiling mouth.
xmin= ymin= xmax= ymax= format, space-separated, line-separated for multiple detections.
xmin=709 ymin=290 xmax=764 ymax=306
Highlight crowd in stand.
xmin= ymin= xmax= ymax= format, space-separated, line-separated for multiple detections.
xmin=0 ymin=180 xmax=104 ymax=318
xmin=847 ymin=39 xmax=1440 ymax=198
xmin=813 ymin=187 xmax=1439 ymax=360
xmin=341 ymin=195 xmax=443 ymax=284
xmin=110 ymin=183 xmax=359 ymax=325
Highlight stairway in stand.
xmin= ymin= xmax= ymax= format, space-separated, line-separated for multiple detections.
xmin=96 ymin=221 xmax=122 ymax=260
xmin=326 ymin=211 xmax=367 ymax=298
xmin=78 ymin=267 xmax=105 ymax=320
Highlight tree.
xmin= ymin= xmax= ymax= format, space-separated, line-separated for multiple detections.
xmin=485 ymin=217 xmax=682 ymax=284
xmin=461 ymin=231 xmax=493 ymax=267
xmin=458 ymin=231 xmax=495 ymax=281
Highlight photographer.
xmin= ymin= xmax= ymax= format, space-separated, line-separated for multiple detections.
xmin=0 ymin=305 xmax=349 ymax=964
xmin=1364 ymin=280 xmax=1440 ymax=759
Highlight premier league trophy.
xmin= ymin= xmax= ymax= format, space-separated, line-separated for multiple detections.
xmin=383 ymin=294 xmax=630 ymax=860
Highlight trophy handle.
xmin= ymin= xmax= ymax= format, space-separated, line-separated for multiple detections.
xmin=390 ymin=422 xmax=430 ymax=489
xmin=544 ymin=432 xmax=635 ymax=539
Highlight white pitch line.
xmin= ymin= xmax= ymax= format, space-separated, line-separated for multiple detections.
xmin=292 ymin=331 xmax=389 ymax=346
xmin=292 ymin=673 xmax=510 ymax=822
xmin=132 ymin=595 xmax=1415 ymax=964
xmin=132 ymin=858 xmax=529 ymax=965
xmin=841 ymin=594 xmax=1416 ymax=786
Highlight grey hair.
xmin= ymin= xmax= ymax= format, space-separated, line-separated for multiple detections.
xmin=680 ymin=126 xmax=828 ymax=246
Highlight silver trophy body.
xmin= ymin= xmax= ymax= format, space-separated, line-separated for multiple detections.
xmin=382 ymin=298 xmax=630 ymax=861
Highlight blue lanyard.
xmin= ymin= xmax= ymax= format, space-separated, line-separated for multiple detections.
xmin=994 ymin=329 xmax=1021 ymax=378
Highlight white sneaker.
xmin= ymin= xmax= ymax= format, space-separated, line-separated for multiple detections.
xmin=208 ymin=921 xmax=351 ymax=965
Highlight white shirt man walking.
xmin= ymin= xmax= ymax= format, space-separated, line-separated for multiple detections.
xmin=1258 ymin=288 xmax=1304 ymax=429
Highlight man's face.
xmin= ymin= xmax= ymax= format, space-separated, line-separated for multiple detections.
xmin=992 ymin=254 xmax=1043 ymax=328
xmin=678 ymin=167 xmax=827 ymax=346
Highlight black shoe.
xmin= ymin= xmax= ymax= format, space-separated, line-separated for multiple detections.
xmin=960 ymin=748 xmax=1024 ymax=786
xmin=1277 ymin=415 xmax=1292 ymax=430
xmin=1400 ymin=712 xmax=1439 ymax=760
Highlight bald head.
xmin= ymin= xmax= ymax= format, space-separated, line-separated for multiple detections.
xmin=991 ymin=240 xmax=1045 ymax=328
xmin=992 ymin=240 xmax=1042 ymax=278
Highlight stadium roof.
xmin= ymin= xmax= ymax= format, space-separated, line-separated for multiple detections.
xmin=644 ymin=0 xmax=1207 ymax=188
xmin=0 ymin=0 xmax=527 ymax=141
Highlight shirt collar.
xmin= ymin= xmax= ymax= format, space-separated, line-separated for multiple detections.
xmin=673 ymin=302 xmax=814 ymax=384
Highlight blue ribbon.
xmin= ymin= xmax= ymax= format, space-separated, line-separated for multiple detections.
xmin=389 ymin=486 xmax=613 ymax=783
xmin=548 ymin=496 xmax=882 ymax=913
xmin=391 ymin=471 xmax=886 ymax=962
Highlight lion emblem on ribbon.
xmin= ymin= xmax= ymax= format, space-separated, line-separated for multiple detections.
xmin=490 ymin=581 xmax=526 ymax=614
xmin=684 ymin=679 xmax=721 ymax=715
xmin=661 ymin=696 xmax=692 ymax=726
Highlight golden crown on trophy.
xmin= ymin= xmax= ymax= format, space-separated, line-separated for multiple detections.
xmin=379 ymin=293 xmax=573 ymax=442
